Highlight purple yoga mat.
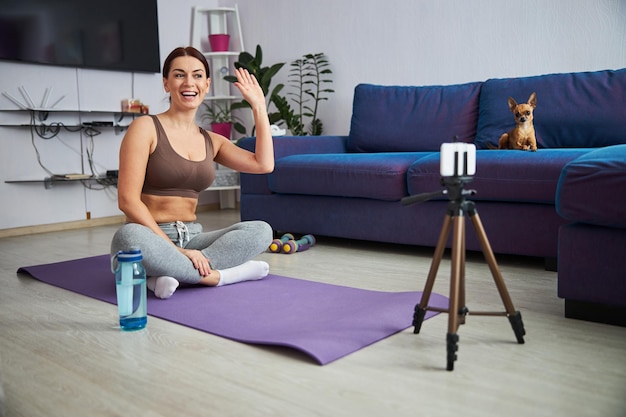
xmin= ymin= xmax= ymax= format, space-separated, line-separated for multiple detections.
xmin=18 ymin=255 xmax=448 ymax=365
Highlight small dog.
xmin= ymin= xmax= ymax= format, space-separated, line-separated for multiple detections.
xmin=495 ymin=92 xmax=537 ymax=151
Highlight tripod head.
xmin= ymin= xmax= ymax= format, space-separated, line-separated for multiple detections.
xmin=401 ymin=175 xmax=476 ymax=206
xmin=402 ymin=143 xmax=477 ymax=207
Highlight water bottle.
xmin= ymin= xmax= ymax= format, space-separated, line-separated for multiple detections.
xmin=112 ymin=248 xmax=147 ymax=331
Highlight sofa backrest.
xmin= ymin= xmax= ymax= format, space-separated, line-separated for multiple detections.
xmin=347 ymin=82 xmax=482 ymax=153
xmin=475 ymin=68 xmax=626 ymax=149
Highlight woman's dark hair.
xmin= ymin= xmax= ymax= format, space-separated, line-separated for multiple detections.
xmin=162 ymin=46 xmax=210 ymax=78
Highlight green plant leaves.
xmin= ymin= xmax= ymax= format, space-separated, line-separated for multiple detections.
xmin=223 ymin=46 xmax=334 ymax=137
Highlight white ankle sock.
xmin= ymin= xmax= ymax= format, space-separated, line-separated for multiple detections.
xmin=147 ymin=276 xmax=179 ymax=299
xmin=216 ymin=261 xmax=270 ymax=286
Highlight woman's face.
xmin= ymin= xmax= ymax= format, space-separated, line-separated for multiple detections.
xmin=163 ymin=56 xmax=210 ymax=109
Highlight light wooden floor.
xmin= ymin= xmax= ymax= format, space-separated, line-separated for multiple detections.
xmin=0 ymin=209 xmax=625 ymax=417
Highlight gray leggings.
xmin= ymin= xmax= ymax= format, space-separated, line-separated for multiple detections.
xmin=110 ymin=220 xmax=273 ymax=284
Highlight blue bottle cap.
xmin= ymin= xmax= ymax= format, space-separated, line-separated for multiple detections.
xmin=117 ymin=249 xmax=143 ymax=262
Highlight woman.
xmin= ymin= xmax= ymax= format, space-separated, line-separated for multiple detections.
xmin=110 ymin=46 xmax=274 ymax=299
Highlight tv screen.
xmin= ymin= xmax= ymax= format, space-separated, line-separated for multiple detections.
xmin=0 ymin=0 xmax=160 ymax=73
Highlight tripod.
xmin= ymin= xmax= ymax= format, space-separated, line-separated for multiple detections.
xmin=402 ymin=176 xmax=526 ymax=371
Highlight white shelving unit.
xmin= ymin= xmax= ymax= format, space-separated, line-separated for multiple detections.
xmin=191 ymin=5 xmax=243 ymax=209
xmin=191 ymin=5 xmax=243 ymax=108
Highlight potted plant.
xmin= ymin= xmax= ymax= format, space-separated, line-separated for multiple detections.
xmin=200 ymin=102 xmax=238 ymax=139
xmin=279 ymin=52 xmax=334 ymax=136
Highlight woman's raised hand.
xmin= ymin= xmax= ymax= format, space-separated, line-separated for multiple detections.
xmin=232 ymin=68 xmax=266 ymax=111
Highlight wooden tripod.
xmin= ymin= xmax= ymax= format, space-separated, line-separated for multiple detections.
xmin=404 ymin=176 xmax=526 ymax=371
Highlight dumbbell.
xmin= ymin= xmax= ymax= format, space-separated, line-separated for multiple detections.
xmin=282 ymin=234 xmax=316 ymax=254
xmin=268 ymin=233 xmax=294 ymax=253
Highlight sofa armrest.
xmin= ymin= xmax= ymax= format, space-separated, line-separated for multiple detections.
xmin=239 ymin=135 xmax=349 ymax=159
xmin=556 ymin=144 xmax=626 ymax=228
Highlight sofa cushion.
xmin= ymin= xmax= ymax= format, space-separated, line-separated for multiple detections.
xmin=556 ymin=144 xmax=626 ymax=228
xmin=407 ymin=149 xmax=591 ymax=204
xmin=348 ymin=82 xmax=482 ymax=153
xmin=239 ymin=135 xmax=349 ymax=196
xmin=269 ymin=153 xmax=429 ymax=201
xmin=475 ymin=68 xmax=626 ymax=149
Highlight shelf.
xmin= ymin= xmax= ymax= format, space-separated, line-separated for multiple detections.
xmin=204 ymin=95 xmax=239 ymax=101
xmin=206 ymin=185 xmax=240 ymax=191
xmin=191 ymin=5 xmax=243 ymax=48
xmin=0 ymin=109 xmax=142 ymax=115
xmin=194 ymin=6 xmax=237 ymax=14
xmin=205 ymin=185 xmax=240 ymax=209
xmin=9 ymin=122 xmax=131 ymax=129
xmin=5 ymin=175 xmax=117 ymax=189
xmin=204 ymin=52 xmax=240 ymax=58
xmin=0 ymin=109 xmax=141 ymax=131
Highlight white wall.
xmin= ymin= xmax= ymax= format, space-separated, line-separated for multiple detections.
xmin=1 ymin=0 xmax=625 ymax=229
xmin=226 ymin=0 xmax=626 ymax=135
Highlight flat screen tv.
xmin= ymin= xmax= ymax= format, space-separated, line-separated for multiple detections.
xmin=0 ymin=0 xmax=160 ymax=73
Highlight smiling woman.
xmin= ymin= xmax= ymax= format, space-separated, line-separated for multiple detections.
xmin=110 ymin=46 xmax=275 ymax=300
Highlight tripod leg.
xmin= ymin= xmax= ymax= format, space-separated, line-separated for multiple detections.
xmin=470 ymin=212 xmax=526 ymax=344
xmin=459 ymin=221 xmax=468 ymax=325
xmin=446 ymin=215 xmax=465 ymax=370
xmin=413 ymin=214 xmax=452 ymax=334
xmin=508 ymin=311 xmax=526 ymax=344
xmin=448 ymin=215 xmax=464 ymax=334
xmin=446 ymin=333 xmax=459 ymax=371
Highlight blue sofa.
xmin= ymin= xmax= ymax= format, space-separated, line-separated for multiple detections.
xmin=239 ymin=68 xmax=626 ymax=324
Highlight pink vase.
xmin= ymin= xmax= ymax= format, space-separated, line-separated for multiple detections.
xmin=208 ymin=34 xmax=230 ymax=52
xmin=211 ymin=122 xmax=232 ymax=138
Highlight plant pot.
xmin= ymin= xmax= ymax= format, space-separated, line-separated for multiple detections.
xmin=211 ymin=122 xmax=232 ymax=138
xmin=208 ymin=34 xmax=230 ymax=52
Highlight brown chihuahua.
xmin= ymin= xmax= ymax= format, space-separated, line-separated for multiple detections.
xmin=496 ymin=92 xmax=537 ymax=151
